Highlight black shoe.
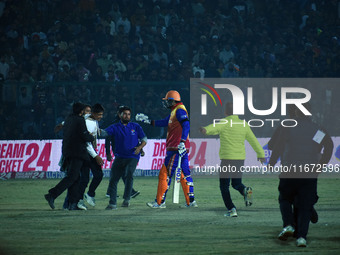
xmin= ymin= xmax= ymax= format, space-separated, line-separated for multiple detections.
xmin=69 ymin=203 xmax=80 ymax=210
xmin=44 ymin=193 xmax=55 ymax=209
xmin=131 ymin=190 xmax=140 ymax=198
xmin=311 ymin=207 xmax=318 ymax=224
xmin=63 ymin=202 xmax=69 ymax=210
xmin=122 ymin=200 xmax=130 ymax=207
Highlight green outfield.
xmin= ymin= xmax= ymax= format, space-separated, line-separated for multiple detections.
xmin=0 ymin=177 xmax=339 ymax=255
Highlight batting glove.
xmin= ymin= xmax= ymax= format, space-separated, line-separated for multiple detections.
xmin=178 ymin=141 xmax=186 ymax=157
xmin=135 ymin=113 xmax=151 ymax=124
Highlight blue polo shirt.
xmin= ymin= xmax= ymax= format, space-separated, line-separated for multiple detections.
xmin=105 ymin=121 xmax=146 ymax=159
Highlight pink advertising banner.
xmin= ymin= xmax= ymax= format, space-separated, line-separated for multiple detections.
xmin=1 ymin=138 xmax=340 ymax=175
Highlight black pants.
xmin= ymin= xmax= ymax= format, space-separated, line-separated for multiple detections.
xmin=219 ymin=160 xmax=246 ymax=210
xmin=107 ymin=157 xmax=138 ymax=205
xmin=79 ymin=156 xmax=104 ymax=198
xmin=49 ymin=158 xmax=85 ymax=204
xmin=278 ymin=178 xmax=317 ymax=239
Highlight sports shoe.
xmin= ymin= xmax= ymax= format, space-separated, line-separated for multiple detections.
xmin=296 ymin=237 xmax=307 ymax=247
xmin=224 ymin=207 xmax=237 ymax=217
xmin=77 ymin=200 xmax=88 ymax=210
xmin=244 ymin=187 xmax=253 ymax=206
xmin=278 ymin=225 xmax=295 ymax=241
xmin=85 ymin=193 xmax=95 ymax=206
xmin=44 ymin=193 xmax=55 ymax=209
xmin=180 ymin=200 xmax=198 ymax=208
xmin=105 ymin=204 xmax=117 ymax=210
xmin=105 ymin=194 xmax=119 ymax=198
xmin=122 ymin=200 xmax=130 ymax=207
xmin=69 ymin=203 xmax=81 ymax=210
xmin=311 ymin=207 xmax=318 ymax=224
xmin=146 ymin=201 xmax=166 ymax=208
xmin=131 ymin=190 xmax=140 ymax=198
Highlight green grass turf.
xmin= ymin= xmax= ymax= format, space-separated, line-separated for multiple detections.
xmin=0 ymin=177 xmax=339 ymax=255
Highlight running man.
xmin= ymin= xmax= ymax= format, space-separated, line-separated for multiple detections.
xmin=200 ymin=102 xmax=265 ymax=217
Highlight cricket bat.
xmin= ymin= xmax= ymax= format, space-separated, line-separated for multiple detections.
xmin=172 ymin=155 xmax=182 ymax=203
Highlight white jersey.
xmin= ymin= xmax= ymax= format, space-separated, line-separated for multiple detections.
xmin=85 ymin=116 xmax=99 ymax=158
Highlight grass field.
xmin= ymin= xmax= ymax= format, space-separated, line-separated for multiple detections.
xmin=0 ymin=176 xmax=340 ymax=255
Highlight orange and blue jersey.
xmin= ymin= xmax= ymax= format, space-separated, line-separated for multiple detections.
xmin=152 ymin=102 xmax=195 ymax=205
xmin=153 ymin=103 xmax=190 ymax=151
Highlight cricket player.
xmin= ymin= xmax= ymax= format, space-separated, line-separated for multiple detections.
xmin=136 ymin=90 xmax=197 ymax=208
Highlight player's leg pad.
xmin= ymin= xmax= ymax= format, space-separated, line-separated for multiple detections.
xmin=180 ymin=173 xmax=195 ymax=204
xmin=156 ymin=164 xmax=170 ymax=204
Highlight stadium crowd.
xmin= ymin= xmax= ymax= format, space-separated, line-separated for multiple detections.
xmin=0 ymin=0 xmax=339 ymax=140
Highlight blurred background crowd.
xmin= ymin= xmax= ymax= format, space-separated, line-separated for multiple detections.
xmin=0 ymin=0 xmax=339 ymax=139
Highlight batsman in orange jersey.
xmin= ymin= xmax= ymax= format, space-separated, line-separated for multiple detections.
xmin=136 ymin=90 xmax=197 ymax=208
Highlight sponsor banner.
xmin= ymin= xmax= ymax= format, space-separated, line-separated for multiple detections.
xmin=0 ymin=170 xmax=161 ymax=180
xmin=0 ymin=170 xmax=110 ymax=180
xmin=1 ymin=138 xmax=340 ymax=178
xmin=0 ymin=140 xmax=60 ymax=173
xmin=0 ymin=171 xmax=64 ymax=180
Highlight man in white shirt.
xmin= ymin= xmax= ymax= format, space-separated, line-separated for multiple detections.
xmin=79 ymin=103 xmax=105 ymax=209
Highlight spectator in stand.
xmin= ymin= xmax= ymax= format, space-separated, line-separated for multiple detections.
xmin=205 ymin=59 xmax=221 ymax=78
xmin=116 ymin=12 xmax=131 ymax=35
xmin=0 ymin=56 xmax=10 ymax=80
xmin=0 ymin=0 xmax=340 ymax=142
xmin=58 ymin=55 xmax=71 ymax=71
xmin=90 ymin=65 xmax=106 ymax=82
xmin=219 ymin=44 xmax=235 ymax=65
xmin=96 ymin=50 xmax=113 ymax=74
xmin=222 ymin=61 xmax=240 ymax=78
xmin=76 ymin=63 xmax=90 ymax=82
xmin=111 ymin=52 xmax=127 ymax=74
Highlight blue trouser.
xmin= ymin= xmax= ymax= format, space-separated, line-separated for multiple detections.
xmin=155 ymin=151 xmax=194 ymax=205
xmin=107 ymin=157 xmax=138 ymax=205
xmin=278 ymin=178 xmax=317 ymax=239
xmin=219 ymin=159 xmax=246 ymax=210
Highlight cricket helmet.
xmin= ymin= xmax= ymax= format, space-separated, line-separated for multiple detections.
xmin=162 ymin=90 xmax=181 ymax=101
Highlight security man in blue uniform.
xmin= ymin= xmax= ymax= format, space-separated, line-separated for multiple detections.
xmin=105 ymin=105 xmax=142 ymax=198
xmin=104 ymin=106 xmax=147 ymax=209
